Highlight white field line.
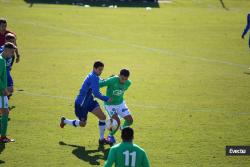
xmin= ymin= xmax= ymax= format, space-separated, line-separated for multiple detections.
xmin=16 ymin=90 xmax=162 ymax=109
xmin=19 ymin=20 xmax=248 ymax=68
xmin=16 ymin=90 xmax=250 ymax=115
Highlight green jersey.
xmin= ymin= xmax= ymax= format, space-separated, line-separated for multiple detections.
xmin=99 ymin=76 xmax=131 ymax=105
xmin=0 ymin=54 xmax=7 ymax=96
xmin=104 ymin=142 xmax=150 ymax=167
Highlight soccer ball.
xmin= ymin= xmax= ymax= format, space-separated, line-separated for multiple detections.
xmin=105 ymin=119 xmax=118 ymax=131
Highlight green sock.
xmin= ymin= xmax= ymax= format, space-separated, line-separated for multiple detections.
xmin=122 ymin=120 xmax=133 ymax=129
xmin=1 ymin=113 xmax=8 ymax=137
xmin=109 ymin=127 xmax=119 ymax=136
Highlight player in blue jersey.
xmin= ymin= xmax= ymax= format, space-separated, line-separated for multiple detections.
xmin=0 ymin=33 xmax=18 ymax=99
xmin=242 ymin=13 xmax=250 ymax=48
xmin=60 ymin=61 xmax=112 ymax=145
xmin=242 ymin=13 xmax=250 ymax=70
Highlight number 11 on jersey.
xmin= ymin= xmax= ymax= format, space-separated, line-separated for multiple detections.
xmin=123 ymin=150 xmax=136 ymax=167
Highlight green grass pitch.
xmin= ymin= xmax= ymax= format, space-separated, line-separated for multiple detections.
xmin=0 ymin=0 xmax=250 ymax=166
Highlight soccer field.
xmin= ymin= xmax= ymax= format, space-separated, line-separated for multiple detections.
xmin=1 ymin=0 xmax=250 ymax=166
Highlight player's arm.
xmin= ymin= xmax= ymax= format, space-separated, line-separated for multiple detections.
xmin=91 ymin=76 xmax=110 ymax=102
xmin=99 ymin=76 xmax=115 ymax=88
xmin=15 ymin=47 xmax=20 ymax=63
xmin=104 ymin=148 xmax=116 ymax=167
xmin=12 ymin=32 xmax=20 ymax=63
xmin=242 ymin=13 xmax=250 ymax=39
xmin=142 ymin=151 xmax=150 ymax=167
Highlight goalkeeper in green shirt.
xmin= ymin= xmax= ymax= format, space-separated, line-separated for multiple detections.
xmin=104 ymin=127 xmax=150 ymax=167
xmin=99 ymin=69 xmax=133 ymax=144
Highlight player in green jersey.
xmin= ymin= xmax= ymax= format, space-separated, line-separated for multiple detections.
xmin=99 ymin=69 xmax=133 ymax=144
xmin=104 ymin=127 xmax=150 ymax=167
xmin=0 ymin=42 xmax=16 ymax=143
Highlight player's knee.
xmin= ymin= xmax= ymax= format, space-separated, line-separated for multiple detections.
xmin=99 ymin=114 xmax=106 ymax=120
xmin=79 ymin=121 xmax=86 ymax=127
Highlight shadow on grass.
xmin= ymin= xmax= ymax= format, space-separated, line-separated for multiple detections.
xmin=59 ymin=141 xmax=110 ymax=165
xmin=9 ymin=106 xmax=16 ymax=111
xmin=0 ymin=143 xmax=5 ymax=154
xmin=244 ymin=71 xmax=250 ymax=75
xmin=24 ymin=0 xmax=159 ymax=8
xmin=0 ymin=143 xmax=6 ymax=164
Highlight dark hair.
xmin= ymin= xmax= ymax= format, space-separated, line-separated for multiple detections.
xmin=4 ymin=42 xmax=16 ymax=49
xmin=5 ymin=33 xmax=15 ymax=40
xmin=120 ymin=69 xmax=130 ymax=77
xmin=121 ymin=127 xmax=134 ymax=142
xmin=93 ymin=61 xmax=104 ymax=69
xmin=0 ymin=18 xmax=7 ymax=25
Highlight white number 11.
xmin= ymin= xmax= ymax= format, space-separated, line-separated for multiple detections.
xmin=123 ymin=150 xmax=136 ymax=167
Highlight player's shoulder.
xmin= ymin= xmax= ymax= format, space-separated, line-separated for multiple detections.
xmin=111 ymin=143 xmax=122 ymax=150
xmin=0 ymin=56 xmax=5 ymax=65
xmin=108 ymin=75 xmax=118 ymax=79
xmin=88 ymin=72 xmax=99 ymax=80
xmin=105 ymin=75 xmax=119 ymax=82
xmin=133 ymin=144 xmax=146 ymax=153
xmin=6 ymin=30 xmax=15 ymax=36
xmin=126 ymin=79 xmax=132 ymax=86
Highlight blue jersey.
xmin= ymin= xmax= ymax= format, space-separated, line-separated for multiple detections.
xmin=242 ymin=13 xmax=250 ymax=37
xmin=75 ymin=71 xmax=109 ymax=106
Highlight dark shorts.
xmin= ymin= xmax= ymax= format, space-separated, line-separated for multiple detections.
xmin=7 ymin=70 xmax=13 ymax=87
xmin=74 ymin=99 xmax=99 ymax=121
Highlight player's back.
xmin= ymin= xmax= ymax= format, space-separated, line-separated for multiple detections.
xmin=110 ymin=142 xmax=149 ymax=167
xmin=75 ymin=72 xmax=96 ymax=105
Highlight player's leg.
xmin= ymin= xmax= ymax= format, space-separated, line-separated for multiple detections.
xmin=60 ymin=103 xmax=87 ymax=128
xmin=0 ymin=96 xmax=14 ymax=143
xmin=105 ymin=105 xmax=120 ymax=144
xmin=117 ymin=101 xmax=133 ymax=129
xmin=61 ymin=117 xmax=86 ymax=128
xmin=91 ymin=106 xmax=106 ymax=140
xmin=122 ymin=115 xmax=133 ymax=129
xmin=90 ymin=103 xmax=111 ymax=145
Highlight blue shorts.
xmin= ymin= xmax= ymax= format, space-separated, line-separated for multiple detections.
xmin=75 ymin=99 xmax=99 ymax=121
xmin=7 ymin=70 xmax=13 ymax=87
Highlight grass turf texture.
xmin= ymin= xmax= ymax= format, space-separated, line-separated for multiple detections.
xmin=0 ymin=0 xmax=250 ymax=166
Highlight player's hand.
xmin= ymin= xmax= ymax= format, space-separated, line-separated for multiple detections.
xmin=107 ymin=98 xmax=112 ymax=103
xmin=16 ymin=56 xmax=20 ymax=63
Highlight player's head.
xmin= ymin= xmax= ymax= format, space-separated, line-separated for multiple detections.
xmin=93 ymin=61 xmax=104 ymax=76
xmin=3 ymin=42 xmax=16 ymax=57
xmin=5 ymin=33 xmax=16 ymax=44
xmin=0 ymin=18 xmax=7 ymax=33
xmin=121 ymin=127 xmax=134 ymax=142
xmin=119 ymin=69 xmax=130 ymax=84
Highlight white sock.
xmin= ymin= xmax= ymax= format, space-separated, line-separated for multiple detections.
xmin=64 ymin=119 xmax=80 ymax=127
xmin=99 ymin=120 xmax=106 ymax=140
